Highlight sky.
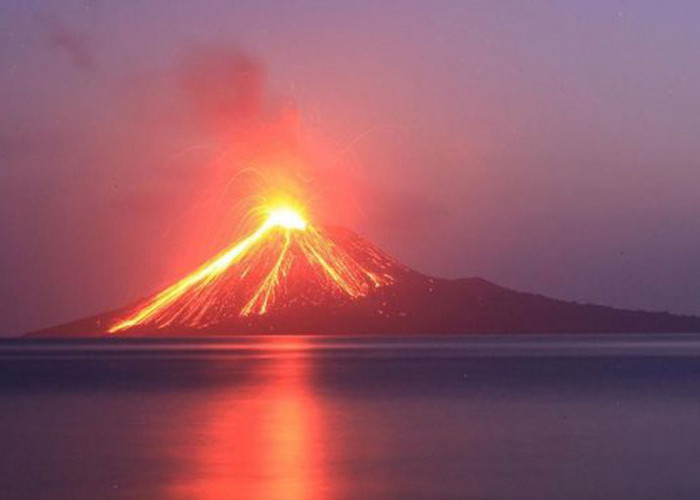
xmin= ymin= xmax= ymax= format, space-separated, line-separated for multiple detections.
xmin=2 ymin=0 xmax=700 ymax=335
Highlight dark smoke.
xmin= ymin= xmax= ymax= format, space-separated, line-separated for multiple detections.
xmin=38 ymin=16 xmax=97 ymax=72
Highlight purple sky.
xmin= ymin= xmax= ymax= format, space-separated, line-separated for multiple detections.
xmin=2 ymin=0 xmax=700 ymax=335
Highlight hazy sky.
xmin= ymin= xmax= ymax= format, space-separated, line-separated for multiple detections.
xmin=2 ymin=0 xmax=700 ymax=335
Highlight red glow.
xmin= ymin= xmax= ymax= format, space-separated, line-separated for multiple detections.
xmin=168 ymin=338 xmax=328 ymax=499
xmin=110 ymin=200 xmax=397 ymax=333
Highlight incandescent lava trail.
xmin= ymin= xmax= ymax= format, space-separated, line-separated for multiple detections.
xmin=109 ymin=203 xmax=397 ymax=333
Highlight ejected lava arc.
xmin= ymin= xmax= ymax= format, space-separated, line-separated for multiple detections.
xmin=109 ymin=201 xmax=398 ymax=333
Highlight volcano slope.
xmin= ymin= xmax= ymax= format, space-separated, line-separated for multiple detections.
xmin=30 ymin=220 xmax=700 ymax=337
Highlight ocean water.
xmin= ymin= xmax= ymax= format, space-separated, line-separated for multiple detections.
xmin=2 ymin=334 xmax=700 ymax=499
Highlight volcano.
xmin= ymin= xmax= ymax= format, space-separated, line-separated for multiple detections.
xmin=107 ymin=206 xmax=403 ymax=334
xmin=30 ymin=204 xmax=700 ymax=337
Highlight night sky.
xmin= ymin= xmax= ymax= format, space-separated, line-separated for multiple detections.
xmin=2 ymin=0 xmax=700 ymax=335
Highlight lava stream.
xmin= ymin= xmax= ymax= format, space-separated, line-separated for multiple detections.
xmin=109 ymin=206 xmax=395 ymax=333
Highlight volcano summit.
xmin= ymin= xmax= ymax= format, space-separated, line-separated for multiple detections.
xmin=31 ymin=203 xmax=700 ymax=337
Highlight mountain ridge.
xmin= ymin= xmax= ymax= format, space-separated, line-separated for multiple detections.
xmin=28 ymin=272 xmax=700 ymax=337
xmin=27 ymin=223 xmax=700 ymax=337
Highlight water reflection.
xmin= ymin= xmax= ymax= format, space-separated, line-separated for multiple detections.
xmin=169 ymin=337 xmax=328 ymax=499
xmin=4 ymin=336 xmax=700 ymax=499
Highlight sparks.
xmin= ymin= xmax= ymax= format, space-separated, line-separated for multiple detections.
xmin=109 ymin=201 xmax=395 ymax=333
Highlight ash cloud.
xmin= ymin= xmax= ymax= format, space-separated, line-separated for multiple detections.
xmin=38 ymin=15 xmax=97 ymax=72
xmin=177 ymin=45 xmax=302 ymax=161
xmin=170 ymin=45 xmax=310 ymax=205
xmin=179 ymin=46 xmax=265 ymax=135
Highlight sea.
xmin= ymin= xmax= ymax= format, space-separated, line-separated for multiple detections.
xmin=2 ymin=334 xmax=700 ymax=499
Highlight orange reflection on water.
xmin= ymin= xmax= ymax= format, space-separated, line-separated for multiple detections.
xmin=169 ymin=337 xmax=329 ymax=500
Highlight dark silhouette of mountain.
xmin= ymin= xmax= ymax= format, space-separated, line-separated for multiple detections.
xmin=28 ymin=225 xmax=700 ymax=337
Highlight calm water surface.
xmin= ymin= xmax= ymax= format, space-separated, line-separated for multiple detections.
xmin=2 ymin=334 xmax=700 ymax=499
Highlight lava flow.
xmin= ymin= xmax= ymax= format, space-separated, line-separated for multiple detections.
xmin=109 ymin=202 xmax=397 ymax=333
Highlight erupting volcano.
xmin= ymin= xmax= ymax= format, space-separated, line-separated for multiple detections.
xmin=109 ymin=202 xmax=399 ymax=333
xmin=31 ymin=198 xmax=700 ymax=337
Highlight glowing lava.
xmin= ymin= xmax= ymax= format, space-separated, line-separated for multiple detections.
xmin=265 ymin=207 xmax=307 ymax=231
xmin=109 ymin=202 xmax=396 ymax=333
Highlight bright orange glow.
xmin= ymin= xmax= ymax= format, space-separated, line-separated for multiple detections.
xmin=109 ymin=200 xmax=395 ymax=333
xmin=168 ymin=337 xmax=329 ymax=499
xmin=266 ymin=207 xmax=307 ymax=230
